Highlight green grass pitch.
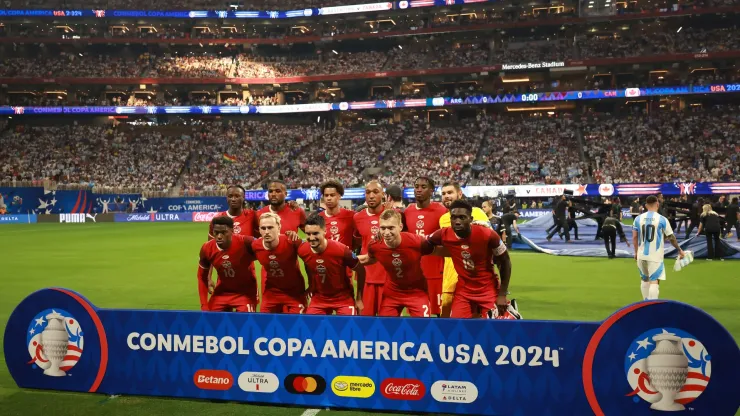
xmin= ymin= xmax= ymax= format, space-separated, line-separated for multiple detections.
xmin=0 ymin=223 xmax=738 ymax=416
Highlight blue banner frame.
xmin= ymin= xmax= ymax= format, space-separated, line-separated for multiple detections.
xmin=4 ymin=288 xmax=739 ymax=415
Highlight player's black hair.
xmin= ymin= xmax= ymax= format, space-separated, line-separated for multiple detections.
xmin=212 ymin=215 xmax=234 ymax=228
xmin=320 ymin=180 xmax=345 ymax=197
xmin=645 ymin=195 xmax=659 ymax=205
xmin=449 ymin=199 xmax=473 ymax=215
xmin=305 ymin=213 xmax=326 ymax=229
xmin=227 ymin=184 xmax=246 ymax=194
xmin=442 ymin=181 xmax=462 ymax=192
xmin=732 ymin=197 xmax=739 ymax=204
xmin=268 ymin=179 xmax=287 ymax=190
xmin=415 ymin=176 xmax=435 ymax=189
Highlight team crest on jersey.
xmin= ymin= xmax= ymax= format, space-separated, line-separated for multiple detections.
xmin=222 ymin=255 xmax=230 ymax=260
xmin=418 ymin=215 xmax=425 ymax=219
xmin=461 ymin=251 xmax=471 ymax=259
xmin=624 ymin=328 xmax=711 ymax=411
xmin=26 ymin=309 xmax=84 ymax=377
xmin=269 ymin=255 xmax=277 ymax=260
xmin=222 ymin=260 xmax=232 ymax=269
xmin=416 ymin=220 xmax=425 ymax=229
xmin=269 ymin=260 xmax=279 ymax=268
xmin=392 ymin=258 xmax=403 ymax=267
xmin=461 ymin=245 xmax=470 ymax=249
xmin=392 ymin=253 xmax=401 ymax=257
xmin=317 ymin=265 xmax=327 ymax=274
xmin=316 ymin=259 xmax=325 ymax=264
xmin=330 ymin=226 xmax=339 ymax=235
xmin=371 ymin=221 xmax=378 ymax=225
xmin=330 ymin=221 xmax=338 ymax=225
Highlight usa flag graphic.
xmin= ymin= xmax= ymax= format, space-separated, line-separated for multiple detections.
xmin=26 ymin=308 xmax=84 ymax=374
xmin=625 ymin=327 xmax=711 ymax=406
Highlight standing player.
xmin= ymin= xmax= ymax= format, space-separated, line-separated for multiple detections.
xmin=318 ymin=180 xmax=356 ymax=248
xmin=438 ymin=182 xmax=491 ymax=318
xmin=256 ymin=180 xmax=307 ymax=234
xmin=404 ymin=177 xmax=447 ymax=316
xmin=298 ymin=214 xmax=364 ymax=315
xmin=353 ymin=180 xmax=390 ymax=316
xmin=197 ymin=216 xmax=258 ymax=312
xmin=207 ymin=185 xmax=256 ymax=240
xmin=427 ymin=200 xmax=512 ymax=319
xmin=359 ymin=210 xmax=434 ymax=317
xmin=252 ymin=213 xmax=307 ymax=313
xmin=632 ymin=195 xmax=685 ymax=301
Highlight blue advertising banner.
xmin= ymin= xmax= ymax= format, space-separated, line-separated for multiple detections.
xmin=2 ymin=84 xmax=739 ymax=116
xmin=145 ymin=197 xmax=226 ymax=213
xmin=0 ymin=214 xmax=37 ymax=224
xmin=113 ymin=213 xmax=193 ymax=222
xmin=0 ymin=187 xmax=44 ymax=214
xmin=4 ymin=289 xmax=739 ymax=415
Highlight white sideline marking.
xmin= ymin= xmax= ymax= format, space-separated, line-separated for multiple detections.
xmin=301 ymin=409 xmax=321 ymax=416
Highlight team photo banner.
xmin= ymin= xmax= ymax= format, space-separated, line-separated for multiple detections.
xmin=1 ymin=84 xmax=739 ymax=116
xmin=4 ymin=289 xmax=739 ymax=415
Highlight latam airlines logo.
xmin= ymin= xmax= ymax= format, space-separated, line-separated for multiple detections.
xmin=26 ymin=309 xmax=84 ymax=377
xmin=625 ymin=328 xmax=711 ymax=411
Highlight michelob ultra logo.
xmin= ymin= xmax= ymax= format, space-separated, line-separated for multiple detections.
xmin=331 ymin=376 xmax=375 ymax=398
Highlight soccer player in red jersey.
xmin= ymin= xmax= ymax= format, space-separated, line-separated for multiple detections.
xmin=197 ymin=216 xmax=258 ymax=312
xmin=427 ymin=200 xmax=512 ymax=319
xmin=207 ymin=185 xmax=256 ymax=240
xmin=404 ymin=176 xmax=447 ymax=316
xmin=353 ymin=180 xmax=389 ymax=316
xmin=255 ymin=180 xmax=307 ymax=234
xmin=359 ymin=209 xmax=440 ymax=317
xmin=251 ymin=212 xmax=307 ymax=314
xmin=318 ymin=180 xmax=356 ymax=247
xmin=299 ymin=214 xmax=365 ymax=316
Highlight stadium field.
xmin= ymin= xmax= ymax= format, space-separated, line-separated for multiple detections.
xmin=1 ymin=223 xmax=738 ymax=416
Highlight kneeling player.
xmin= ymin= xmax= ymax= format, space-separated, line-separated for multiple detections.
xmin=359 ymin=210 xmax=435 ymax=317
xmin=427 ymin=200 xmax=512 ymax=319
xmin=197 ymin=216 xmax=258 ymax=312
xmin=252 ymin=213 xmax=307 ymax=313
xmin=299 ymin=214 xmax=365 ymax=315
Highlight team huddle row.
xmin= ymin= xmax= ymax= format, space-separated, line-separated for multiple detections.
xmin=198 ymin=178 xmax=514 ymax=319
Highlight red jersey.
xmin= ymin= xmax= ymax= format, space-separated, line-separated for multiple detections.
xmin=256 ymin=204 xmax=306 ymax=234
xmin=208 ymin=210 xmax=256 ymax=239
xmin=427 ymin=226 xmax=506 ymax=294
xmin=404 ymin=202 xmax=447 ymax=279
xmin=251 ymin=235 xmax=305 ymax=295
xmin=353 ymin=208 xmax=388 ymax=284
xmin=198 ymin=235 xmax=257 ymax=297
xmin=298 ymin=240 xmax=358 ymax=301
xmin=319 ymin=208 xmax=356 ymax=248
xmin=368 ymin=232 xmax=433 ymax=293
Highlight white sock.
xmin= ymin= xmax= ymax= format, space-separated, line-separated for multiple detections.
xmin=648 ymin=284 xmax=660 ymax=300
xmin=641 ymin=281 xmax=650 ymax=300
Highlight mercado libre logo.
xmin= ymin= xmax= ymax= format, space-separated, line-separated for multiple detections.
xmin=284 ymin=374 xmax=326 ymax=395
xmin=26 ymin=308 xmax=84 ymax=377
xmin=624 ymin=328 xmax=711 ymax=411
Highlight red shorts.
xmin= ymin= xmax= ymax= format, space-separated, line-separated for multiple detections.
xmin=361 ymin=283 xmax=384 ymax=316
xmin=379 ymin=289 xmax=431 ymax=318
xmin=208 ymin=293 xmax=257 ymax=313
xmin=260 ymin=289 xmax=307 ymax=314
xmin=426 ymin=278 xmax=443 ymax=315
xmin=307 ymin=295 xmax=357 ymax=316
xmin=450 ymin=287 xmax=499 ymax=319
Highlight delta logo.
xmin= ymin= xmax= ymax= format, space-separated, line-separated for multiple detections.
xmin=331 ymin=375 xmax=375 ymax=398
xmin=193 ymin=370 xmax=233 ymax=390
xmin=430 ymin=380 xmax=478 ymax=404
xmin=381 ymin=378 xmax=425 ymax=400
xmin=284 ymin=374 xmax=326 ymax=395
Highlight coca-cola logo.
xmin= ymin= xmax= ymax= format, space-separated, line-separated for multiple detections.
xmin=381 ymin=378 xmax=425 ymax=400
xmin=193 ymin=212 xmax=220 ymax=222
xmin=126 ymin=214 xmax=150 ymax=222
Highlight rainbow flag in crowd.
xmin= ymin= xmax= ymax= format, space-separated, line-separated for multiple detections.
xmin=223 ymin=154 xmax=237 ymax=163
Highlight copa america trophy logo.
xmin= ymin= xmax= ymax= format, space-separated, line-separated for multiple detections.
xmin=625 ymin=328 xmax=711 ymax=411
xmin=26 ymin=309 xmax=84 ymax=377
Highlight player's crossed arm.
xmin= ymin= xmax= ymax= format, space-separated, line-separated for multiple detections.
xmin=196 ymin=246 xmax=214 ymax=311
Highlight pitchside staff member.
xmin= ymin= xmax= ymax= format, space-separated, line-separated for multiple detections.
xmin=546 ymin=195 xmax=570 ymax=243
xmin=602 ymin=214 xmax=630 ymax=259
xmin=567 ymin=203 xmax=580 ymax=241
xmin=696 ymin=204 xmax=724 ymax=261
xmin=725 ymin=197 xmax=740 ymax=240
xmin=685 ymin=197 xmax=703 ymax=237
xmin=500 ymin=211 xmax=520 ymax=248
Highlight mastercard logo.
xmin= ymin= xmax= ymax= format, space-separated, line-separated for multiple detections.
xmin=284 ymin=374 xmax=326 ymax=395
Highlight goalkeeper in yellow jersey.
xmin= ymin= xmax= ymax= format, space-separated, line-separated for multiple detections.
xmin=438 ymin=182 xmax=492 ymax=318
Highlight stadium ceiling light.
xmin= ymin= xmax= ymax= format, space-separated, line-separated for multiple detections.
xmin=332 ymin=50 xmax=338 ymax=54
xmin=677 ymin=27 xmax=682 ymax=33
xmin=502 ymin=77 xmax=530 ymax=83
xmin=506 ymin=106 xmax=556 ymax=112
xmin=398 ymin=45 xmax=403 ymax=49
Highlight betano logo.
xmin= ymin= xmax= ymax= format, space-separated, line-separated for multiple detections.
xmin=284 ymin=374 xmax=326 ymax=395
xmin=331 ymin=376 xmax=375 ymax=398
xmin=237 ymin=371 xmax=279 ymax=393
xmin=193 ymin=369 xmax=234 ymax=390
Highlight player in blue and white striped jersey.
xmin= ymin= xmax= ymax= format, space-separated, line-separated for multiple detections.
xmin=632 ymin=195 xmax=686 ymax=300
